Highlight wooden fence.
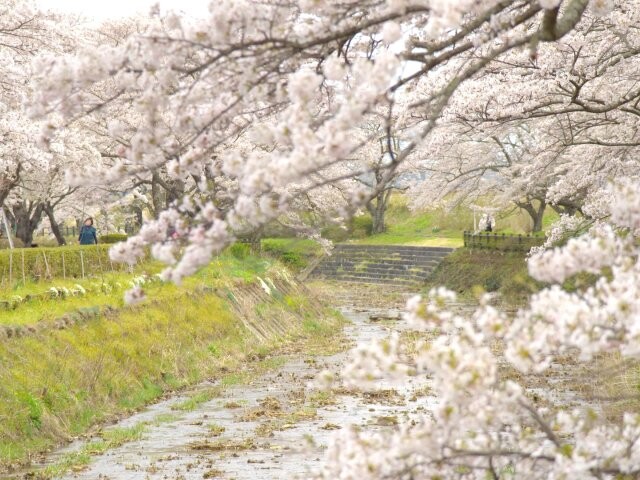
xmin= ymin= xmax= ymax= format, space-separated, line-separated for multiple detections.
xmin=463 ymin=231 xmax=546 ymax=251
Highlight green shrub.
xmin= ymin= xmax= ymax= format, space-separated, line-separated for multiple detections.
xmin=322 ymin=215 xmax=372 ymax=241
xmin=261 ymin=242 xmax=304 ymax=268
xmin=352 ymin=215 xmax=373 ymax=236
xmin=229 ymin=243 xmax=250 ymax=260
xmin=279 ymin=251 xmax=304 ymax=269
xmin=484 ymin=275 xmax=501 ymax=292
xmin=99 ymin=234 xmax=128 ymax=244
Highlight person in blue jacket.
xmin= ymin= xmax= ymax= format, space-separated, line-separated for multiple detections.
xmin=78 ymin=217 xmax=98 ymax=245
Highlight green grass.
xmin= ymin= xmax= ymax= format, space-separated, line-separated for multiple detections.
xmin=172 ymin=388 xmax=222 ymax=412
xmin=425 ymin=248 xmax=542 ymax=305
xmin=0 ymin=251 xmax=276 ymax=327
xmin=349 ymin=196 xmax=558 ymax=247
xmin=41 ymin=423 xmax=147 ymax=477
xmin=0 ymin=278 xmax=175 ymax=327
xmin=0 ymin=252 xmax=344 ymax=472
xmin=0 ymin=289 xmax=238 ymax=463
xmin=262 ymin=238 xmax=324 ymax=270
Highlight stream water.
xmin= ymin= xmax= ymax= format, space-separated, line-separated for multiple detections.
xmin=23 ymin=289 xmax=432 ymax=480
xmin=11 ymin=283 xmax=598 ymax=480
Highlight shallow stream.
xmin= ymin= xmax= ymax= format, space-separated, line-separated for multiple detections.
xmin=27 ymin=295 xmax=432 ymax=480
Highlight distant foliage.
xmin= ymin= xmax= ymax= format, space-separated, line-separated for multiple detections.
xmin=99 ymin=234 xmax=128 ymax=244
xmin=351 ymin=215 xmax=373 ymax=237
xmin=228 ymin=243 xmax=250 ymax=260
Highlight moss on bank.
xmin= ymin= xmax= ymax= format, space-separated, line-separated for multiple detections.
xmin=426 ymin=248 xmax=542 ymax=305
xmin=0 ymin=255 xmax=343 ymax=472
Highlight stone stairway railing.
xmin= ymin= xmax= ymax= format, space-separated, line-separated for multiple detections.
xmin=309 ymin=244 xmax=455 ymax=287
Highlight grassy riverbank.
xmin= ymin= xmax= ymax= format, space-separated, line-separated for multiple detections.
xmin=0 ymin=252 xmax=344 ymax=472
xmin=425 ymin=248 xmax=541 ymax=305
xmin=261 ymin=238 xmax=324 ymax=271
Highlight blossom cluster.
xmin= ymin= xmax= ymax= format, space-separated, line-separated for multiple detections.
xmin=323 ymin=180 xmax=640 ymax=479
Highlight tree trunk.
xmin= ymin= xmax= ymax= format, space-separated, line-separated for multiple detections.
xmin=132 ymin=206 xmax=144 ymax=228
xmin=367 ymin=190 xmax=390 ymax=235
xmin=532 ymin=206 xmax=545 ymax=232
xmin=12 ymin=201 xmax=45 ymax=246
xmin=151 ymin=171 xmax=164 ymax=219
xmin=371 ymin=204 xmax=385 ymax=234
xmin=44 ymin=202 xmax=66 ymax=246
xmin=517 ymin=200 xmax=546 ymax=233
xmin=165 ymin=178 xmax=185 ymax=208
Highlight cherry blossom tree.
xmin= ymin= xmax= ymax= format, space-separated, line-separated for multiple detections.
xmin=31 ymin=0 xmax=610 ymax=280
xmin=0 ymin=2 xmax=91 ymax=246
xmin=321 ymin=179 xmax=640 ymax=479
xmin=407 ymin=0 xmax=640 ymax=232
xmin=407 ymin=118 xmax=610 ymax=232
xmin=26 ymin=1 xmax=640 ymax=477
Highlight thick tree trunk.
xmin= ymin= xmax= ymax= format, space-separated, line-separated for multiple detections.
xmin=15 ymin=219 xmax=34 ymax=246
xmin=371 ymin=204 xmax=386 ymax=234
xmin=44 ymin=202 xmax=66 ymax=246
xmin=517 ymin=200 xmax=546 ymax=233
xmin=367 ymin=190 xmax=391 ymax=235
xmin=12 ymin=201 xmax=45 ymax=246
xmin=532 ymin=207 xmax=545 ymax=233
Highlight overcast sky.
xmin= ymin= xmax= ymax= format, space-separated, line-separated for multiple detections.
xmin=36 ymin=0 xmax=209 ymax=20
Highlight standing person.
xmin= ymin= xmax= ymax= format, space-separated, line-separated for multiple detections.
xmin=485 ymin=214 xmax=496 ymax=232
xmin=485 ymin=214 xmax=493 ymax=232
xmin=78 ymin=217 xmax=98 ymax=245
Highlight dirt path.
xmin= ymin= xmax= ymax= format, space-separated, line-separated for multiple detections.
xmin=18 ymin=283 xmax=427 ymax=480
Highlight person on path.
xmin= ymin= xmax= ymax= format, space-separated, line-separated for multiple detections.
xmin=79 ymin=217 xmax=98 ymax=245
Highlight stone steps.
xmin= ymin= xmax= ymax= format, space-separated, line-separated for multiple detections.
xmin=327 ymin=276 xmax=424 ymax=287
xmin=314 ymin=265 xmax=437 ymax=275
xmin=310 ymin=244 xmax=454 ymax=287
xmin=326 ymin=254 xmax=447 ymax=262
xmin=317 ymin=260 xmax=440 ymax=269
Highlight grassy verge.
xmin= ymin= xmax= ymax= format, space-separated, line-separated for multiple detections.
xmin=0 ymin=273 xmax=153 ymax=327
xmin=261 ymin=238 xmax=324 ymax=271
xmin=349 ymin=195 xmax=557 ymax=247
xmin=425 ymin=248 xmax=542 ymax=305
xmin=0 ymin=253 xmax=343 ymax=472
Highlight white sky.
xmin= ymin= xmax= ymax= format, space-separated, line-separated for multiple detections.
xmin=35 ymin=0 xmax=209 ymax=20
